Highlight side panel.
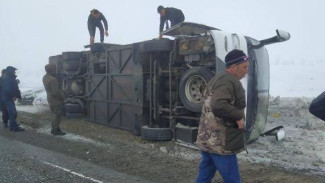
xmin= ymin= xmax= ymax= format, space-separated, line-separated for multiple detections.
xmin=245 ymin=37 xmax=270 ymax=142
xmin=86 ymin=44 xmax=144 ymax=132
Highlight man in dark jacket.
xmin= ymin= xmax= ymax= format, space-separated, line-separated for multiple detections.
xmin=0 ymin=69 xmax=9 ymax=128
xmin=196 ymin=49 xmax=249 ymax=183
xmin=43 ymin=64 xmax=66 ymax=135
xmin=88 ymin=9 xmax=109 ymax=44
xmin=157 ymin=6 xmax=185 ymax=39
xmin=1 ymin=66 xmax=24 ymax=131
xmin=309 ymin=91 xmax=325 ymax=121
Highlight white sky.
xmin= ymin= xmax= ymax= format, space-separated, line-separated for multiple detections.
xmin=0 ymin=0 xmax=324 ymax=96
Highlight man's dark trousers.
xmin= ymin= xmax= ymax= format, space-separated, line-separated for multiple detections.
xmin=1 ymin=101 xmax=9 ymax=126
xmin=92 ymin=24 xmax=104 ymax=43
xmin=196 ymin=151 xmax=241 ymax=183
xmin=5 ymin=100 xmax=19 ymax=130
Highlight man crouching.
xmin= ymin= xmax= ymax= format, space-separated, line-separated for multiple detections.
xmin=196 ymin=49 xmax=249 ymax=183
xmin=43 ymin=64 xmax=66 ymax=136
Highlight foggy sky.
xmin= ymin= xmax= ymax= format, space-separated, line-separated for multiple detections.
xmin=0 ymin=0 xmax=324 ymax=96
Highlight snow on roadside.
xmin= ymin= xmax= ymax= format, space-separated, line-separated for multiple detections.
xmin=16 ymin=87 xmax=48 ymax=114
xmin=16 ymin=105 xmax=48 ymax=114
xmin=238 ymin=97 xmax=325 ymax=175
xmin=36 ymin=125 xmax=113 ymax=149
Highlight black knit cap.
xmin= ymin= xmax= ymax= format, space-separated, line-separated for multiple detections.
xmin=157 ymin=5 xmax=164 ymax=13
xmin=225 ymin=49 xmax=249 ymax=68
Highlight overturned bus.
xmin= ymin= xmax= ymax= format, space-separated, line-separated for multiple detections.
xmin=49 ymin=22 xmax=290 ymax=144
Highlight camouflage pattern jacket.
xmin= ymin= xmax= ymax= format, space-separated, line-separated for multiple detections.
xmin=43 ymin=73 xmax=65 ymax=106
xmin=196 ymin=72 xmax=246 ymax=155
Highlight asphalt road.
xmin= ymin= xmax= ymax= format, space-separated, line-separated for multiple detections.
xmin=0 ymin=133 xmax=151 ymax=183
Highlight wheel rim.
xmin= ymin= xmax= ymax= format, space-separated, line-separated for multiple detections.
xmin=184 ymin=75 xmax=207 ymax=104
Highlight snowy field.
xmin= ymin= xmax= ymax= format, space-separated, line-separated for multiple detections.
xmin=270 ymin=59 xmax=324 ymax=97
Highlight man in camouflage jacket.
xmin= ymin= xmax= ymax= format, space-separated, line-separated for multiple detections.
xmin=43 ymin=64 xmax=66 ymax=136
xmin=196 ymin=49 xmax=249 ymax=183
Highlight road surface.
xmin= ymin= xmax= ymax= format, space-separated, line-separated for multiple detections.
xmin=0 ymin=131 xmax=151 ymax=183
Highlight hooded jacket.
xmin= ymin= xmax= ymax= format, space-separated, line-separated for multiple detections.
xmin=1 ymin=66 xmax=21 ymax=102
xmin=43 ymin=67 xmax=65 ymax=106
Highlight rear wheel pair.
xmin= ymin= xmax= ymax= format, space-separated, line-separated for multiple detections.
xmin=141 ymin=67 xmax=215 ymax=141
xmin=141 ymin=125 xmax=172 ymax=141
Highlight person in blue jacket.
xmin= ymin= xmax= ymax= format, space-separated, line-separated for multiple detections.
xmin=1 ymin=66 xmax=24 ymax=131
xmin=0 ymin=69 xmax=9 ymax=128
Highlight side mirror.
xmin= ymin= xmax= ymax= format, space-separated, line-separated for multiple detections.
xmin=253 ymin=29 xmax=291 ymax=48
xmin=276 ymin=129 xmax=286 ymax=141
xmin=276 ymin=29 xmax=291 ymax=42
xmin=261 ymin=126 xmax=286 ymax=141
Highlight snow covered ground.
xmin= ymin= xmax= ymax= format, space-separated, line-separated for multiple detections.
xmin=238 ymin=97 xmax=325 ymax=175
xmin=15 ymin=97 xmax=325 ymax=176
xmin=16 ymin=105 xmax=48 ymax=114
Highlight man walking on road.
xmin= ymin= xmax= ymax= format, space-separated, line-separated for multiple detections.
xmin=88 ymin=9 xmax=109 ymax=44
xmin=1 ymin=66 xmax=24 ymax=132
xmin=196 ymin=49 xmax=249 ymax=183
xmin=0 ymin=69 xmax=9 ymax=128
xmin=43 ymin=64 xmax=66 ymax=136
xmin=157 ymin=5 xmax=185 ymax=39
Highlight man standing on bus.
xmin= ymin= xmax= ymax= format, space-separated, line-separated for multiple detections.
xmin=157 ymin=5 xmax=185 ymax=39
xmin=88 ymin=9 xmax=109 ymax=44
